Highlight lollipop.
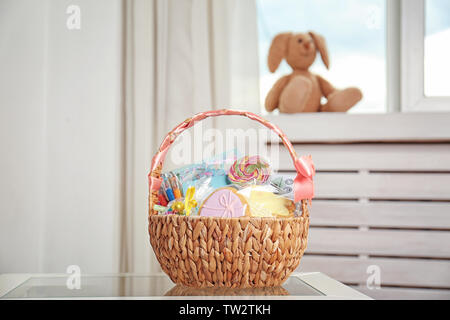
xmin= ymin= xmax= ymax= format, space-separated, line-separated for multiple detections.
xmin=228 ymin=156 xmax=271 ymax=186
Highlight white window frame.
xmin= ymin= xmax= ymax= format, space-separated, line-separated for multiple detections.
xmin=401 ymin=0 xmax=450 ymax=112
xmin=386 ymin=0 xmax=401 ymax=112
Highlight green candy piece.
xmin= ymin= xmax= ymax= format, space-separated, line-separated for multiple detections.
xmin=153 ymin=204 xmax=168 ymax=212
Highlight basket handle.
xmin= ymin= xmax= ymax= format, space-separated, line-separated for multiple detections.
xmin=148 ymin=109 xmax=315 ymax=203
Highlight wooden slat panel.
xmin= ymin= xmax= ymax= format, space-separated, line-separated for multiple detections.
xmin=298 ymin=256 xmax=450 ymax=288
xmin=315 ymin=172 xmax=450 ymax=200
xmin=272 ymin=144 xmax=450 ymax=171
xmin=265 ymin=113 xmax=450 ymax=143
xmin=310 ymin=201 xmax=450 ymax=229
xmin=279 ymin=172 xmax=450 ymax=200
xmin=307 ymin=228 xmax=450 ymax=258
xmin=353 ymin=286 xmax=450 ymax=300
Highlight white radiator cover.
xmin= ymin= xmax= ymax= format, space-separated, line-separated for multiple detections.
xmin=267 ymin=114 xmax=450 ymax=300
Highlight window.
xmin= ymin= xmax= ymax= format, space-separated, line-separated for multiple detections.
xmin=257 ymin=0 xmax=450 ymax=114
xmin=257 ymin=0 xmax=386 ymax=114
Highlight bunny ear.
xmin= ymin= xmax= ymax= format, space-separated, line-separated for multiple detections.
xmin=268 ymin=33 xmax=291 ymax=73
xmin=309 ymin=31 xmax=330 ymax=69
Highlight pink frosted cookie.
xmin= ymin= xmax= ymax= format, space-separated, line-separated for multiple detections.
xmin=199 ymin=187 xmax=250 ymax=218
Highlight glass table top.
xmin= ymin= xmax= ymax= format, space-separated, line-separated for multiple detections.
xmin=2 ymin=274 xmax=324 ymax=299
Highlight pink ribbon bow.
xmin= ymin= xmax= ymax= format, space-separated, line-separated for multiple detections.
xmin=293 ymin=155 xmax=315 ymax=202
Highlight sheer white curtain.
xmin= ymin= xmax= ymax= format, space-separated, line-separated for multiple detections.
xmin=121 ymin=0 xmax=260 ymax=273
xmin=0 ymin=0 xmax=123 ymax=274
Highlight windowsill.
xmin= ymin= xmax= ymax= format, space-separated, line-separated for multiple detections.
xmin=264 ymin=112 xmax=450 ymax=143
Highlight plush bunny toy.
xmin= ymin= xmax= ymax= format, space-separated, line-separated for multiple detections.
xmin=265 ymin=31 xmax=363 ymax=113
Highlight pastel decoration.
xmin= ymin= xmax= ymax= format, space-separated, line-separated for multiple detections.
xmin=228 ymin=156 xmax=271 ymax=186
xmin=247 ymin=188 xmax=294 ymax=218
xmin=171 ymin=201 xmax=185 ymax=214
xmin=181 ymin=170 xmax=230 ymax=196
xmin=210 ymin=174 xmax=230 ymax=189
xmin=199 ymin=187 xmax=249 ymax=218
xmin=184 ymin=186 xmax=198 ymax=216
xmin=153 ymin=204 xmax=169 ymax=213
xmin=270 ymin=175 xmax=294 ymax=195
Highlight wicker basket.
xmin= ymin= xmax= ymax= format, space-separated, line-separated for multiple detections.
xmin=148 ymin=109 xmax=315 ymax=288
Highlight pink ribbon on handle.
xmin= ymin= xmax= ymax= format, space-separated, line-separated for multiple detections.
xmin=149 ymin=175 xmax=162 ymax=193
xmin=293 ymin=155 xmax=315 ymax=202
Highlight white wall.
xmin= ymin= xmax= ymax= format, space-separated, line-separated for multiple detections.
xmin=0 ymin=0 xmax=123 ymax=273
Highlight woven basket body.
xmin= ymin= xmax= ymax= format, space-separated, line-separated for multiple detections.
xmin=148 ymin=109 xmax=313 ymax=288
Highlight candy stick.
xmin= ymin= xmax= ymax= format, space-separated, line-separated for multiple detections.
xmin=158 ymin=192 xmax=168 ymax=206
xmin=169 ymin=173 xmax=182 ymax=199
xmin=159 ymin=185 xmax=169 ymax=201
xmin=162 ymin=174 xmax=175 ymax=201
xmin=175 ymin=173 xmax=184 ymax=197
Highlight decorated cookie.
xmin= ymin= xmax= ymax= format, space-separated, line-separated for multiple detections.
xmin=199 ymin=187 xmax=250 ymax=218
xmin=228 ymin=156 xmax=271 ymax=186
xmin=247 ymin=189 xmax=294 ymax=218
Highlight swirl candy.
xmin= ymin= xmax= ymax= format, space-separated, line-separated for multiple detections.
xmin=228 ymin=156 xmax=271 ymax=186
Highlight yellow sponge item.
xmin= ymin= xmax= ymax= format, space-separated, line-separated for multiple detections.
xmin=247 ymin=189 xmax=294 ymax=218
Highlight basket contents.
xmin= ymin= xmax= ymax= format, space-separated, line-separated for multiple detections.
xmin=152 ymin=154 xmax=301 ymax=217
xmin=270 ymin=175 xmax=294 ymax=196
xmin=228 ymin=155 xmax=271 ymax=186
xmin=198 ymin=187 xmax=250 ymax=217
xmin=238 ymin=185 xmax=295 ymax=218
